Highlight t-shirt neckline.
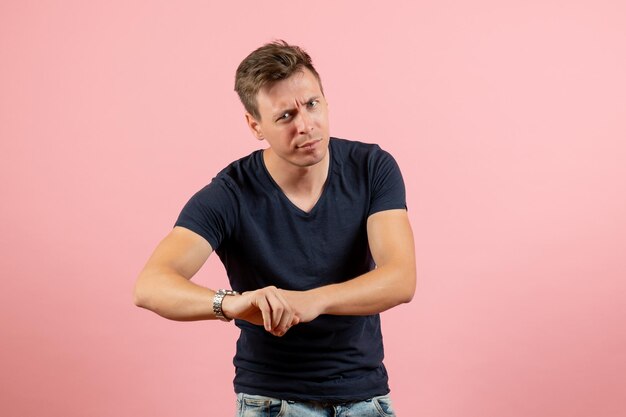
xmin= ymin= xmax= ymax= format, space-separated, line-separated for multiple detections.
xmin=258 ymin=139 xmax=334 ymax=217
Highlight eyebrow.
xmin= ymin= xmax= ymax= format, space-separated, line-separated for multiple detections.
xmin=272 ymin=96 xmax=321 ymax=120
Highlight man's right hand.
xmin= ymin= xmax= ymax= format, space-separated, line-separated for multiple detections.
xmin=134 ymin=227 xmax=299 ymax=336
xmin=221 ymin=286 xmax=300 ymax=337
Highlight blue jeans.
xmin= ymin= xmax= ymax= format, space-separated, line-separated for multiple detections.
xmin=235 ymin=393 xmax=396 ymax=417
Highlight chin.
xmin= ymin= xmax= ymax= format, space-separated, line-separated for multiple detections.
xmin=299 ymin=148 xmax=328 ymax=167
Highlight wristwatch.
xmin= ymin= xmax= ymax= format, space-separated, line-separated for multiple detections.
xmin=212 ymin=289 xmax=240 ymax=322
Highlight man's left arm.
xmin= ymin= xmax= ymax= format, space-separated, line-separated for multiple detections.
xmin=282 ymin=208 xmax=416 ymax=322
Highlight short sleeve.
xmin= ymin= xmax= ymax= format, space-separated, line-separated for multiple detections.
xmin=174 ymin=177 xmax=239 ymax=250
xmin=368 ymin=147 xmax=407 ymax=216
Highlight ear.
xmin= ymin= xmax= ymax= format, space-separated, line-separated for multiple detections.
xmin=245 ymin=113 xmax=264 ymax=141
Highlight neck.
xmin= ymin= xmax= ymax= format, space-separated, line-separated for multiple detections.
xmin=263 ymin=149 xmax=330 ymax=194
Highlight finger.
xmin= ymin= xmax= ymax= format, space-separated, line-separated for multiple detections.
xmin=266 ymin=290 xmax=287 ymax=331
xmin=274 ymin=308 xmax=293 ymax=335
xmin=254 ymin=294 xmax=273 ymax=331
xmin=271 ymin=321 xmax=292 ymax=337
xmin=274 ymin=289 xmax=298 ymax=330
xmin=275 ymin=293 xmax=300 ymax=335
xmin=269 ymin=314 xmax=300 ymax=337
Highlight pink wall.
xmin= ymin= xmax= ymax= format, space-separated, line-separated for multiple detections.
xmin=2 ymin=1 xmax=625 ymax=416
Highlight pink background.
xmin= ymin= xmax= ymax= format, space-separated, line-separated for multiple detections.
xmin=2 ymin=1 xmax=625 ymax=416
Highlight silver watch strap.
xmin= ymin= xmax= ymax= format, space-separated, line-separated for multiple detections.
xmin=213 ymin=289 xmax=239 ymax=322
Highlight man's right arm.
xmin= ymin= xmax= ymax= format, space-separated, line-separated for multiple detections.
xmin=133 ymin=226 xmax=216 ymax=320
xmin=133 ymin=226 xmax=298 ymax=335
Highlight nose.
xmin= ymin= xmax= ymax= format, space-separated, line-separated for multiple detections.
xmin=295 ymin=110 xmax=314 ymax=134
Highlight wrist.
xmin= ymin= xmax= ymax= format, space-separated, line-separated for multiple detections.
xmin=308 ymin=286 xmax=331 ymax=316
xmin=212 ymin=289 xmax=239 ymax=321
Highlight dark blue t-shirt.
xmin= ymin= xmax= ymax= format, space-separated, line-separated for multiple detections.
xmin=175 ymin=138 xmax=406 ymax=402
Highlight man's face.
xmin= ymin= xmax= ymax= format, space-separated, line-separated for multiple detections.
xmin=246 ymin=68 xmax=330 ymax=171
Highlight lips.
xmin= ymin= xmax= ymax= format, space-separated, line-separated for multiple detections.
xmin=296 ymin=138 xmax=322 ymax=149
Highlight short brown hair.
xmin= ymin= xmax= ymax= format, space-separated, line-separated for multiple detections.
xmin=235 ymin=40 xmax=323 ymax=120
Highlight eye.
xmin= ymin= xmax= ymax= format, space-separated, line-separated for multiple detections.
xmin=307 ymin=99 xmax=319 ymax=108
xmin=277 ymin=112 xmax=292 ymax=122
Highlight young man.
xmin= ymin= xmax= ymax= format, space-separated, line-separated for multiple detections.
xmin=134 ymin=40 xmax=416 ymax=417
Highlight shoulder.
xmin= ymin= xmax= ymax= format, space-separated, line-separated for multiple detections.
xmin=214 ymin=149 xmax=264 ymax=187
xmin=176 ymin=151 xmax=265 ymax=248
xmin=182 ymin=150 xmax=265 ymax=209
xmin=330 ymin=137 xmax=382 ymax=156
xmin=330 ymin=137 xmax=398 ymax=170
xmin=184 ymin=149 xmax=267 ymax=202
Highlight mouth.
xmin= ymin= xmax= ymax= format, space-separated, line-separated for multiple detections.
xmin=296 ymin=138 xmax=322 ymax=149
